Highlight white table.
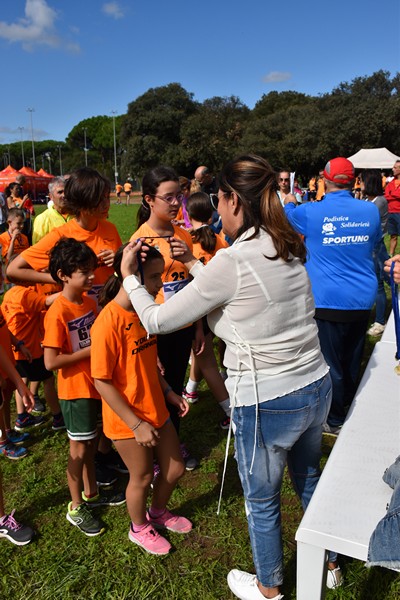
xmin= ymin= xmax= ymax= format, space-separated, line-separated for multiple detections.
xmin=296 ymin=340 xmax=400 ymax=600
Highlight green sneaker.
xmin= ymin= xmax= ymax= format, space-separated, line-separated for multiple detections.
xmin=66 ymin=502 xmax=105 ymax=537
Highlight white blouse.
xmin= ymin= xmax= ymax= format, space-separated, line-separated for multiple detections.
xmin=123 ymin=227 xmax=328 ymax=409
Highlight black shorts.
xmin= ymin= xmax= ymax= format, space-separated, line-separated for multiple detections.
xmin=16 ymin=356 xmax=53 ymax=382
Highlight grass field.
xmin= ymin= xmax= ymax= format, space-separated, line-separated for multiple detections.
xmin=0 ymin=205 xmax=398 ymax=600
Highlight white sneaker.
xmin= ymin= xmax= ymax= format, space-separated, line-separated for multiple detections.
xmin=326 ymin=566 xmax=343 ymax=589
xmin=367 ymin=322 xmax=385 ymax=336
xmin=227 ymin=569 xmax=284 ymax=600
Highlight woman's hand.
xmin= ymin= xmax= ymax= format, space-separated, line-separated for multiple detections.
xmin=384 ymin=255 xmax=400 ymax=283
xmin=121 ymin=239 xmax=149 ymax=279
xmin=134 ymin=421 xmax=160 ymax=447
xmin=166 ymin=391 xmax=190 ymax=417
xmin=16 ymin=381 xmax=35 ymax=413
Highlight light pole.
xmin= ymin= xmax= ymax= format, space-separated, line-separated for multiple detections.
xmin=83 ymin=127 xmax=88 ymax=166
xmin=57 ymin=145 xmax=63 ymax=176
xmin=18 ymin=127 xmax=25 ymax=167
xmin=27 ymin=108 xmax=36 ymax=171
xmin=111 ymin=110 xmax=118 ymax=187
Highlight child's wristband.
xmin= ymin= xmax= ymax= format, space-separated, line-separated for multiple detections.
xmin=131 ymin=419 xmax=143 ymax=432
xmin=164 ymin=385 xmax=172 ymax=399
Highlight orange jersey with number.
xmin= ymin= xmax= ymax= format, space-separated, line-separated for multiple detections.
xmin=91 ymin=300 xmax=169 ymax=439
xmin=131 ymin=222 xmax=193 ymax=304
xmin=43 ymin=294 xmax=99 ymax=400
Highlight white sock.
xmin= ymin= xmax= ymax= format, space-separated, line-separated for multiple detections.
xmin=186 ymin=378 xmax=199 ymax=394
xmin=219 ymin=398 xmax=231 ymax=417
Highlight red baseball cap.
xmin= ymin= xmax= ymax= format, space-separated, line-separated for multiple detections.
xmin=323 ymin=157 xmax=355 ymax=185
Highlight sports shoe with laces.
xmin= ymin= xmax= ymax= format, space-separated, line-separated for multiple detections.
xmin=82 ymin=490 xmax=126 ymax=507
xmin=182 ymin=387 xmax=199 ymax=404
xmin=15 ymin=413 xmax=46 ymax=432
xmin=51 ymin=413 xmax=66 ymax=431
xmin=147 ymin=508 xmax=192 ymax=533
xmin=326 ymin=565 xmax=343 ymax=589
xmin=322 ymin=422 xmax=342 ymax=436
xmin=6 ymin=430 xmax=30 ymax=445
xmin=220 ymin=415 xmax=231 ymax=430
xmin=180 ymin=443 xmax=198 ymax=471
xmin=227 ymin=569 xmax=284 ymax=600
xmin=367 ymin=322 xmax=385 ymax=337
xmin=0 ymin=510 xmax=34 ymax=545
xmin=0 ymin=441 xmax=28 ymax=460
xmin=128 ymin=522 xmax=171 ymax=555
xmin=66 ymin=502 xmax=105 ymax=536
xmin=32 ymin=395 xmax=46 ymax=414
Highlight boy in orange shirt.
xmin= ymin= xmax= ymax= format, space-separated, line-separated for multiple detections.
xmin=43 ymin=238 xmax=125 ymax=538
xmin=2 ymin=272 xmax=64 ymax=433
xmin=0 ymin=208 xmax=29 ymax=289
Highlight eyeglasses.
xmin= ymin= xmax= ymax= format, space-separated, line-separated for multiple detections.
xmin=210 ymin=193 xmax=219 ymax=210
xmin=152 ymin=194 xmax=184 ymax=204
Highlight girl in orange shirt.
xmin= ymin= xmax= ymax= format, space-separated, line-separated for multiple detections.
xmin=182 ymin=192 xmax=231 ymax=428
xmin=91 ymin=245 xmax=192 ymax=555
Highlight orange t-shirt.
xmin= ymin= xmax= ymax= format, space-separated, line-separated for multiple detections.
xmin=0 ymin=232 xmax=29 ymax=261
xmin=0 ymin=307 xmax=15 ymax=378
xmin=91 ymin=300 xmax=169 ymax=440
xmin=191 ymin=232 xmax=228 ymax=265
xmin=20 ymin=219 xmax=122 ymax=306
xmin=43 ymin=294 xmax=99 ymax=400
xmin=131 ymin=223 xmax=193 ymax=304
xmin=2 ymin=285 xmax=47 ymax=360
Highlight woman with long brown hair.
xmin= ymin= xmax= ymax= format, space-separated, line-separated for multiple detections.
xmin=121 ymin=155 xmax=337 ymax=599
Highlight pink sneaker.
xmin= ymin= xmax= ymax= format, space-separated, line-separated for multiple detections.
xmin=128 ymin=522 xmax=171 ymax=555
xmin=147 ymin=508 xmax=193 ymax=533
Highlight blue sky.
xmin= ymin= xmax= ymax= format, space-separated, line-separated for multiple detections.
xmin=0 ymin=0 xmax=399 ymax=145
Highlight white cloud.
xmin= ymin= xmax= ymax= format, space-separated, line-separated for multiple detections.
xmin=0 ymin=1 xmax=80 ymax=53
xmin=263 ymin=71 xmax=292 ymax=83
xmin=102 ymin=2 xmax=124 ymax=19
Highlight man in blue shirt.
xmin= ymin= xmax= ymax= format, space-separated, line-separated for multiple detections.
xmin=285 ymin=157 xmax=382 ymax=434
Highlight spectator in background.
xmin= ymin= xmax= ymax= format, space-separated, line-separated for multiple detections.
xmin=360 ymin=170 xmax=389 ymax=337
xmin=32 ymin=177 xmax=72 ymax=244
xmin=384 ymin=160 xmax=400 ymax=256
xmin=285 ymin=157 xmax=382 ymax=435
xmin=276 ymin=169 xmax=302 ymax=206
xmin=124 ymin=181 xmax=132 ymax=206
xmin=316 ymin=169 xmax=325 ymax=201
xmin=194 ymin=166 xmax=217 ymax=195
xmin=115 ymin=183 xmax=123 ymax=205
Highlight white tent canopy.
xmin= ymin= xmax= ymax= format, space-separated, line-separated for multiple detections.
xmin=347 ymin=147 xmax=400 ymax=169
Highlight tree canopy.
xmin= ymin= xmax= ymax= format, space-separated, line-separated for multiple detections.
xmin=1 ymin=70 xmax=398 ymax=184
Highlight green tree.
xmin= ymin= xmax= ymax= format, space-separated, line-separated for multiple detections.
xmin=179 ymin=96 xmax=250 ymax=175
xmin=120 ymin=83 xmax=198 ymax=178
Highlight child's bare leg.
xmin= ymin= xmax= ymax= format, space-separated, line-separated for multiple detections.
xmin=152 ymin=421 xmax=185 ymax=510
xmin=0 ymin=408 xmax=7 ymax=444
xmin=196 ymin=335 xmax=229 ymax=403
xmin=42 ymin=376 xmax=61 ymax=415
xmin=29 ymin=381 xmax=40 ymax=396
xmin=82 ymin=437 xmax=98 ymax=498
xmin=114 ymin=438 xmax=153 ymax=525
xmin=68 ymin=439 xmax=96 ymax=508
xmin=2 ymin=381 xmax=14 ymax=431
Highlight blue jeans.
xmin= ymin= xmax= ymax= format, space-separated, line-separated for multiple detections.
xmin=316 ymin=318 xmax=368 ymax=427
xmin=233 ymin=373 xmax=332 ymax=588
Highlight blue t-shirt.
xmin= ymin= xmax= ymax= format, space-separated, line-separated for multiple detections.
xmin=285 ymin=190 xmax=382 ymax=311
